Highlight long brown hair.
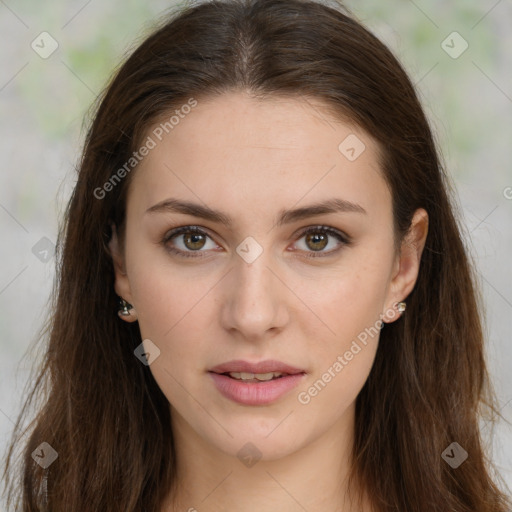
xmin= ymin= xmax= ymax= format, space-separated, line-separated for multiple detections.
xmin=3 ymin=0 xmax=511 ymax=510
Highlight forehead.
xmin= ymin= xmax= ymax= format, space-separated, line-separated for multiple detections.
xmin=127 ymin=92 xmax=390 ymax=225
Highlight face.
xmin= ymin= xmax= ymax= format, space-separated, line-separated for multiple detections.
xmin=109 ymin=91 xmax=427 ymax=462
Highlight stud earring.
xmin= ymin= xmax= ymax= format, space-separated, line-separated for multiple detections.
xmin=118 ymin=298 xmax=136 ymax=318
xmin=382 ymin=301 xmax=407 ymax=326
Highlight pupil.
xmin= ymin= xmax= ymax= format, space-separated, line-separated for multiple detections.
xmin=307 ymin=232 xmax=327 ymax=251
xmin=185 ymin=233 xmax=205 ymax=250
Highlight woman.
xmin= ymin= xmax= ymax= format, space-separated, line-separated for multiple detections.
xmin=3 ymin=0 xmax=511 ymax=510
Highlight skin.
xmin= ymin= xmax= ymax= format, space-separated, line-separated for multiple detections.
xmin=109 ymin=91 xmax=428 ymax=511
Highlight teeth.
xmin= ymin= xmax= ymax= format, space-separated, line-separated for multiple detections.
xmin=228 ymin=371 xmax=285 ymax=381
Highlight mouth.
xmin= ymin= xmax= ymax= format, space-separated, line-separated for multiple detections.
xmin=208 ymin=360 xmax=307 ymax=405
xmin=208 ymin=359 xmax=306 ymax=376
xmin=216 ymin=371 xmax=293 ymax=383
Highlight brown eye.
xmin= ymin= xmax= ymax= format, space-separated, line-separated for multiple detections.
xmin=293 ymin=226 xmax=350 ymax=258
xmin=162 ymin=226 xmax=216 ymax=258
xmin=304 ymin=231 xmax=329 ymax=251
xmin=162 ymin=225 xmax=351 ymax=259
xmin=182 ymin=232 xmax=207 ymax=250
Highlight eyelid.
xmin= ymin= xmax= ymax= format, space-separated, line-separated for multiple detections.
xmin=162 ymin=225 xmax=218 ymax=259
xmin=294 ymin=225 xmax=351 ymax=244
xmin=162 ymin=224 xmax=351 ymax=258
xmin=292 ymin=225 xmax=351 ymax=258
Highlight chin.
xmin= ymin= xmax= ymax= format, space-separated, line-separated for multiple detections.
xmin=217 ymin=435 xmax=303 ymax=463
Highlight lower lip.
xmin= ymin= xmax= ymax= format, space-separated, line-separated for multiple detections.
xmin=209 ymin=372 xmax=306 ymax=405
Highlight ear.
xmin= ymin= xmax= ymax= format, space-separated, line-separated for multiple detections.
xmin=382 ymin=208 xmax=429 ymax=323
xmin=108 ymin=223 xmax=136 ymax=321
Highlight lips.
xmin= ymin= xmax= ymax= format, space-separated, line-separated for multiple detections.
xmin=208 ymin=359 xmax=307 ymax=405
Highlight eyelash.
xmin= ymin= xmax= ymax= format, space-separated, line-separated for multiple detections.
xmin=162 ymin=225 xmax=351 ymax=259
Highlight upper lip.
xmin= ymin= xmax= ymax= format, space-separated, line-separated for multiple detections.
xmin=209 ymin=359 xmax=306 ymax=375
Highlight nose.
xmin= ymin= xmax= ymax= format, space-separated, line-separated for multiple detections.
xmin=220 ymin=246 xmax=290 ymax=343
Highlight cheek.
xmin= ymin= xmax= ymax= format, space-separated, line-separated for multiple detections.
xmin=134 ymin=278 xmax=209 ymax=364
xmin=126 ymin=242 xmax=198 ymax=338
xmin=295 ymin=253 xmax=390 ymax=402
xmin=125 ymin=244 xmax=215 ymax=362
xmin=129 ymin=265 xmax=211 ymax=407
xmin=301 ymin=252 xmax=392 ymax=341
xmin=297 ymin=284 xmax=382 ymax=418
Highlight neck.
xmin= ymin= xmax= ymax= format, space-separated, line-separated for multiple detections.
xmin=162 ymin=402 xmax=372 ymax=512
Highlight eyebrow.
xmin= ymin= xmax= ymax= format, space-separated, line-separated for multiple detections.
xmin=145 ymin=197 xmax=367 ymax=227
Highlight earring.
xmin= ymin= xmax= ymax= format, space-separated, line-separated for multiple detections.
xmin=118 ymin=298 xmax=136 ymax=318
xmin=397 ymin=301 xmax=406 ymax=313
